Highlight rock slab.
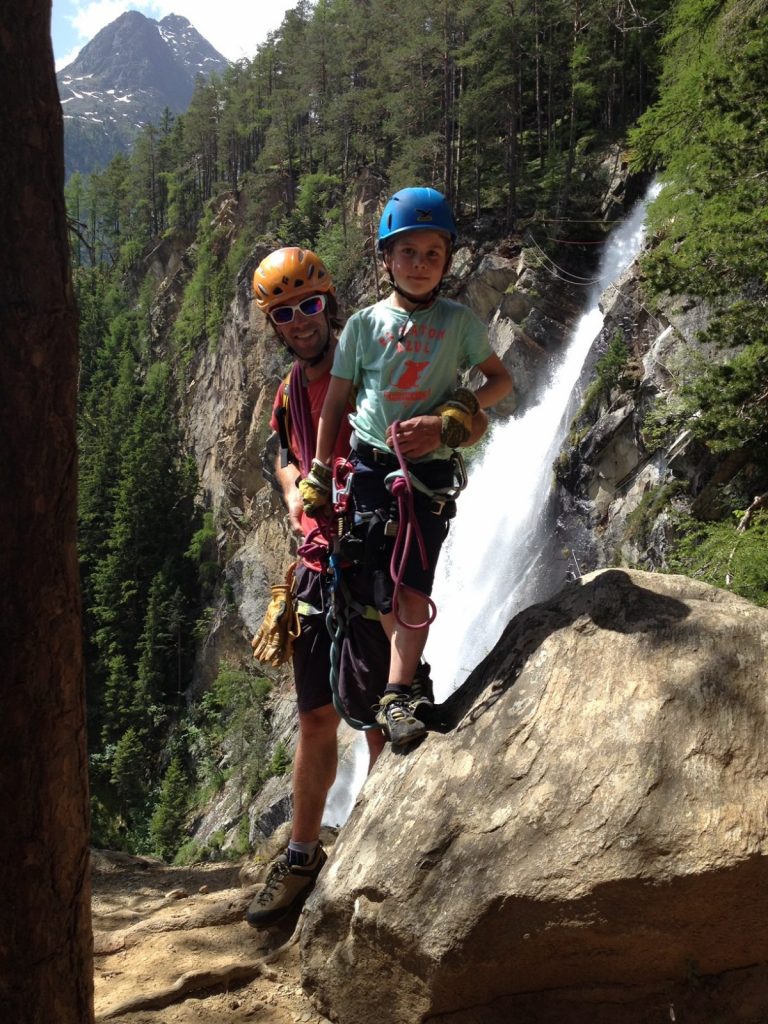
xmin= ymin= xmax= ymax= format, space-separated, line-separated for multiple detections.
xmin=301 ymin=569 xmax=768 ymax=1023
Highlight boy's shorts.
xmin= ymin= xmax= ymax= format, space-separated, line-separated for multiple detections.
xmin=291 ymin=562 xmax=389 ymax=725
xmin=350 ymin=452 xmax=453 ymax=598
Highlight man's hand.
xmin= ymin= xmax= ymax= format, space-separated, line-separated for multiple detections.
xmin=386 ymin=416 xmax=442 ymax=458
xmin=298 ymin=459 xmax=333 ymax=515
xmin=286 ymin=491 xmax=304 ymax=535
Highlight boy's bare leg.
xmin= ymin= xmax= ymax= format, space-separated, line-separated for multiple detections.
xmin=365 ymin=728 xmax=387 ymax=769
xmin=381 ymin=589 xmax=431 ymax=687
xmin=376 ymin=592 xmax=431 ymax=745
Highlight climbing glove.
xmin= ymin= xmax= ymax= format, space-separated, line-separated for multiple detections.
xmin=298 ymin=458 xmax=333 ymax=515
xmin=252 ymin=562 xmax=301 ymax=667
xmin=434 ymin=387 xmax=480 ymax=448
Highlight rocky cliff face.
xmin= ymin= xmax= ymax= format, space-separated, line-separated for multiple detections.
xmin=553 ymin=257 xmax=747 ymax=574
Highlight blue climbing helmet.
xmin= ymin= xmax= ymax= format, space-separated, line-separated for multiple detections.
xmin=377 ymin=187 xmax=457 ymax=252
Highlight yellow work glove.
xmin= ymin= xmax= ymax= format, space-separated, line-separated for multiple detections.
xmin=252 ymin=564 xmax=301 ymax=667
xmin=298 ymin=458 xmax=333 ymax=516
xmin=434 ymin=387 xmax=480 ymax=448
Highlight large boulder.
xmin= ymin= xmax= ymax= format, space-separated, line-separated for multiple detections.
xmin=300 ymin=569 xmax=768 ymax=1023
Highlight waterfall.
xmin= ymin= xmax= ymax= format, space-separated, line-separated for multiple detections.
xmin=323 ymin=181 xmax=660 ymax=824
xmin=427 ymin=181 xmax=661 ymax=700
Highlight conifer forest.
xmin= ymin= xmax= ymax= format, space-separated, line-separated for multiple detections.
xmin=68 ymin=0 xmax=768 ymax=857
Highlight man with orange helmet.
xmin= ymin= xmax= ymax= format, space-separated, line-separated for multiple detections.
xmin=246 ymin=247 xmax=388 ymax=928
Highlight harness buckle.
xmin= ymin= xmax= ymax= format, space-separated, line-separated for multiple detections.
xmin=429 ymin=496 xmax=457 ymax=518
xmin=450 ymin=451 xmax=468 ymax=493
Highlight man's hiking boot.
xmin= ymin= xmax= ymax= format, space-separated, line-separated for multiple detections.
xmin=375 ymin=692 xmax=427 ymax=746
xmin=245 ymin=844 xmax=327 ymax=928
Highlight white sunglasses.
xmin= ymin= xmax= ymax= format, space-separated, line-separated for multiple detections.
xmin=269 ymin=293 xmax=327 ymax=325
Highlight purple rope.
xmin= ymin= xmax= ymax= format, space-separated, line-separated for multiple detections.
xmin=288 ymin=362 xmax=316 ymax=478
xmin=388 ymin=423 xmax=437 ymax=631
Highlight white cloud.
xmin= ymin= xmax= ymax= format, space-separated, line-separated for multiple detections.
xmin=71 ymin=0 xmax=138 ymax=41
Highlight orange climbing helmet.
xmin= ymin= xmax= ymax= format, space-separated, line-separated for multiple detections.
xmin=252 ymin=247 xmax=335 ymax=314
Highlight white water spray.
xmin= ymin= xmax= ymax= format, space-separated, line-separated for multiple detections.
xmin=322 ymin=726 xmax=369 ymax=827
xmin=323 ymin=182 xmax=661 ymax=822
xmin=427 ymin=183 xmax=661 ymax=699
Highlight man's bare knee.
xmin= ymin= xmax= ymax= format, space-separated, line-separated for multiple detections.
xmin=298 ymin=703 xmax=340 ymax=740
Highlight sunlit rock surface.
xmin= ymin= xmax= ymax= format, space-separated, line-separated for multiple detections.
xmin=301 ymin=569 xmax=768 ymax=1023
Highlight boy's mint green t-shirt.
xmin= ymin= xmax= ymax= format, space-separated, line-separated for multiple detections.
xmin=333 ymin=297 xmax=492 ymax=462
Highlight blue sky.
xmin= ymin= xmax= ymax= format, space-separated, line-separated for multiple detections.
xmin=52 ymin=0 xmax=298 ymax=69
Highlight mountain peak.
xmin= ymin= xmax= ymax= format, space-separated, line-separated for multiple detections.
xmin=58 ymin=10 xmax=229 ymax=179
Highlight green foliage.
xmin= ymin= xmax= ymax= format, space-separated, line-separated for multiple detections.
xmin=581 ymin=333 xmax=633 ymax=413
xmin=627 ymin=0 xmax=768 ymax=556
xmin=67 ymin=0 xmax=668 ymax=268
xmin=268 ymin=740 xmax=292 ymax=778
xmin=76 ymin=264 xmax=203 ymax=854
xmin=561 ymin=334 xmax=635 ymax=469
xmin=172 ymin=209 xmax=236 ymax=353
xmin=186 ymin=511 xmax=220 ymax=598
xmin=280 ymin=172 xmax=342 ymax=248
xmin=149 ymin=757 xmax=192 ymax=860
xmin=316 ymin=219 xmax=368 ymax=297
xmin=172 ymin=839 xmax=207 ymax=866
xmin=189 ymin=666 xmax=274 ymax=809
xmin=623 ymin=482 xmax=685 ymax=545
xmin=631 ymin=3 xmax=768 ymax=301
xmin=667 ymin=512 xmax=768 ymax=607
xmin=682 ymin=338 xmax=768 ymax=456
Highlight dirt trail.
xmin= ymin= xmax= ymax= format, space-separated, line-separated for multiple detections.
xmin=91 ymin=850 xmax=329 ymax=1024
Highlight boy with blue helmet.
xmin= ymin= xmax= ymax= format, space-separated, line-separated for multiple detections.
xmin=301 ymin=188 xmax=513 ymax=746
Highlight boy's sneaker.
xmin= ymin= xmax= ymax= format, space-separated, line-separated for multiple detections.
xmin=375 ymin=692 xmax=427 ymax=746
xmin=409 ymin=661 xmax=435 ymax=720
xmin=245 ymin=844 xmax=327 ymax=928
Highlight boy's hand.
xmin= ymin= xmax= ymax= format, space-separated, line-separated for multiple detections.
xmin=386 ymin=416 xmax=442 ymax=458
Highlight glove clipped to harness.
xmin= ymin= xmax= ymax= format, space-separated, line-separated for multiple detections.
xmin=434 ymin=387 xmax=480 ymax=448
xmin=251 ymin=561 xmax=301 ymax=667
xmin=298 ymin=458 xmax=333 ymax=515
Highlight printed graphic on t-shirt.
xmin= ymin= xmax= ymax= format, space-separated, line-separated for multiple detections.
xmin=390 ymin=359 xmax=429 ymax=399
xmin=378 ymin=320 xmax=450 ymax=403
xmin=332 ymin=296 xmax=491 ymax=455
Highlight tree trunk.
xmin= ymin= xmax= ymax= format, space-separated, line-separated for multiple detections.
xmin=0 ymin=4 xmax=93 ymax=1023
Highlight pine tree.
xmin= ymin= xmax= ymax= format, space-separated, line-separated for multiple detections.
xmin=149 ymin=757 xmax=191 ymax=860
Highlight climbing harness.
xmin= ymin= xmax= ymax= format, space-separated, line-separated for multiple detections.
xmin=386 ymin=423 xmax=467 ymax=630
xmin=328 ymin=425 xmax=467 ymax=633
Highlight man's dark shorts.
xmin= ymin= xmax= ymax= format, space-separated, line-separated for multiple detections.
xmin=349 ymin=453 xmax=453 ymax=597
xmin=292 ymin=562 xmax=389 ymax=725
